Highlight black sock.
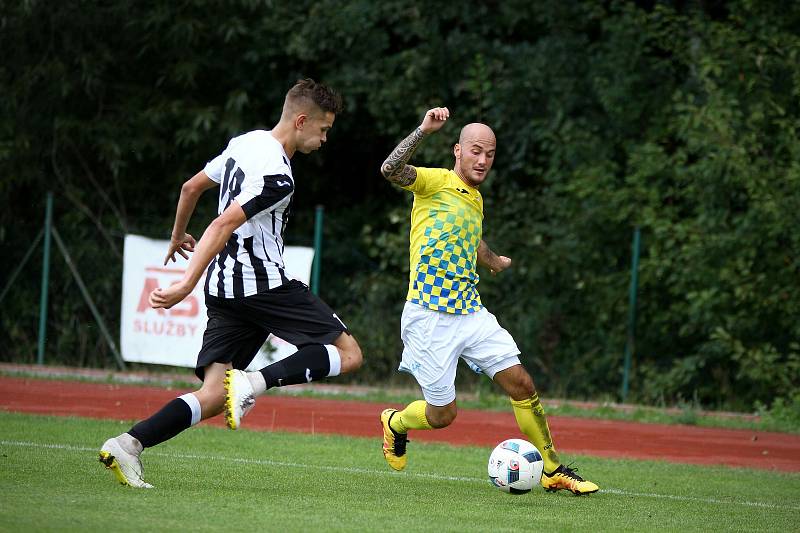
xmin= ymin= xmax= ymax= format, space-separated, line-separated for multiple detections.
xmin=260 ymin=344 xmax=330 ymax=388
xmin=128 ymin=398 xmax=192 ymax=448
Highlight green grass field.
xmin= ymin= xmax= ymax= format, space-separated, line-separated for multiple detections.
xmin=1 ymin=412 xmax=798 ymax=532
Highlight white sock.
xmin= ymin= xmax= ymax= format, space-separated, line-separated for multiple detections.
xmin=247 ymin=371 xmax=267 ymax=395
xmin=178 ymin=392 xmax=202 ymax=426
xmin=325 ymin=345 xmax=341 ymax=377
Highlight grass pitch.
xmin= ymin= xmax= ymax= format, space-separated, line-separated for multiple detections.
xmin=1 ymin=412 xmax=798 ymax=532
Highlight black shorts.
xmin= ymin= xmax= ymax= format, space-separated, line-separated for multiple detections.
xmin=195 ymin=280 xmax=348 ymax=380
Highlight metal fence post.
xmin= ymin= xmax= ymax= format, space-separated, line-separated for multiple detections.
xmin=621 ymin=226 xmax=641 ymax=402
xmin=37 ymin=192 xmax=54 ymax=365
xmin=311 ymin=205 xmax=324 ymax=295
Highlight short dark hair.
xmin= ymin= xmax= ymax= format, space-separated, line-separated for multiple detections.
xmin=285 ymin=78 xmax=343 ymax=115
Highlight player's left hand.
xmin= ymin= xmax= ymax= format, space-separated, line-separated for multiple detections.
xmin=164 ymin=233 xmax=196 ymax=265
xmin=149 ymin=280 xmax=193 ymax=309
xmin=420 ymin=107 xmax=450 ymax=135
xmin=490 ymin=256 xmax=512 ymax=275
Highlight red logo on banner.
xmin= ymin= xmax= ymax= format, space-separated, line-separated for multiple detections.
xmin=136 ymin=273 xmax=199 ymax=317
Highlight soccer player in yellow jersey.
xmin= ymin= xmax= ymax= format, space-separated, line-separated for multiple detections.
xmin=379 ymin=107 xmax=599 ymax=495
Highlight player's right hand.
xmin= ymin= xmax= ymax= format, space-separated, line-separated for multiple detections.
xmin=420 ymin=107 xmax=449 ymax=134
xmin=164 ymin=233 xmax=196 ymax=265
xmin=489 ymin=256 xmax=512 ymax=275
xmin=149 ymin=280 xmax=192 ymax=309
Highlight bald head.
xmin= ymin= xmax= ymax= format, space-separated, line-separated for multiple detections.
xmin=458 ymin=123 xmax=496 ymax=146
xmin=454 ymin=122 xmax=496 ymax=188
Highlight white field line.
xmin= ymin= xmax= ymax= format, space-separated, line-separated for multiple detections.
xmin=3 ymin=439 xmax=799 ymax=512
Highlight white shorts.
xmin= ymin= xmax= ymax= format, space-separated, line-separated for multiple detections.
xmin=399 ymin=301 xmax=521 ymax=406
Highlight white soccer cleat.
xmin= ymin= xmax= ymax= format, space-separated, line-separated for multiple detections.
xmin=224 ymin=369 xmax=256 ymax=430
xmin=98 ymin=437 xmax=153 ymax=489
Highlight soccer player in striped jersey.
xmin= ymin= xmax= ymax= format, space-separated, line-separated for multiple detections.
xmin=378 ymin=107 xmax=599 ymax=495
xmin=98 ymin=79 xmax=363 ymax=488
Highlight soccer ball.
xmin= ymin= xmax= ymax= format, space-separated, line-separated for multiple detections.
xmin=487 ymin=438 xmax=544 ymax=494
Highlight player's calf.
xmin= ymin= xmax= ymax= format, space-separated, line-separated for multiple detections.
xmin=333 ymin=332 xmax=363 ymax=373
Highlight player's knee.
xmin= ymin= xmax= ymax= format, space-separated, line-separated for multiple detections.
xmin=516 ymin=373 xmax=535 ymax=399
xmin=497 ymin=365 xmax=536 ymax=401
xmin=508 ymin=381 xmax=535 ymax=401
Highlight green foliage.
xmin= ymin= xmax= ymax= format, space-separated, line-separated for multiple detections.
xmin=757 ymin=391 xmax=800 ymax=432
xmin=2 ymin=0 xmax=800 ymax=411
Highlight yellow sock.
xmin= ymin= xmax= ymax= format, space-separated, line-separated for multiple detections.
xmin=510 ymin=393 xmax=561 ymax=473
xmin=390 ymin=400 xmax=432 ymax=433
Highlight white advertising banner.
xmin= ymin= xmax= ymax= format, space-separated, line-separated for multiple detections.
xmin=120 ymin=234 xmax=314 ymax=369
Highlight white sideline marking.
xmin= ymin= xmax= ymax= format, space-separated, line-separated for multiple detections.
xmin=3 ymin=439 xmax=798 ymax=512
xmin=600 ymin=488 xmax=800 ymax=511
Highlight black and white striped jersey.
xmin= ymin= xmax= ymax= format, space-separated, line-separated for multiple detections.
xmin=202 ymin=130 xmax=295 ymax=298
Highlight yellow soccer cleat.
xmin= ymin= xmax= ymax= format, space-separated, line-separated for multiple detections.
xmin=98 ymin=437 xmax=153 ymax=489
xmin=224 ymin=369 xmax=256 ymax=430
xmin=541 ymin=464 xmax=599 ymax=495
xmin=380 ymin=409 xmax=409 ymax=471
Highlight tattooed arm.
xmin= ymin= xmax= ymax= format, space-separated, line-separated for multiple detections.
xmin=381 ymin=107 xmax=450 ymax=186
xmin=477 ymin=239 xmax=512 ymax=275
xmin=380 ymin=127 xmax=425 ymax=186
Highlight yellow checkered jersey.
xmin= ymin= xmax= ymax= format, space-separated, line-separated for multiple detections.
xmin=401 ymin=167 xmax=484 ymax=314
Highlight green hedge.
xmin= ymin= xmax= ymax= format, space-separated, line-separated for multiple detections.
xmin=2 ymin=0 xmax=799 ymax=411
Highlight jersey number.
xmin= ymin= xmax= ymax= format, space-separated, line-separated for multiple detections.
xmin=220 ymin=157 xmax=245 ymax=210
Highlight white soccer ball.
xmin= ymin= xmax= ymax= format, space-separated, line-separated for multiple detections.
xmin=487 ymin=438 xmax=544 ymax=494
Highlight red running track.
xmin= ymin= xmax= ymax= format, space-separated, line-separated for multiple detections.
xmin=1 ymin=376 xmax=799 ymax=472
